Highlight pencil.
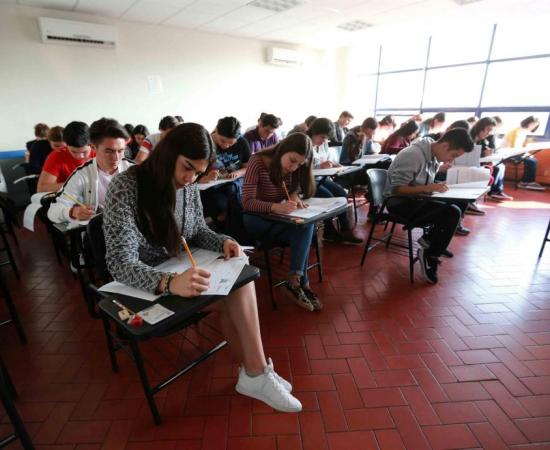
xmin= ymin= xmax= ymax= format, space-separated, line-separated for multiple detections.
xmin=282 ymin=181 xmax=291 ymax=202
xmin=112 ymin=299 xmax=136 ymax=315
xmin=181 ymin=236 xmax=197 ymax=268
xmin=63 ymin=192 xmax=88 ymax=209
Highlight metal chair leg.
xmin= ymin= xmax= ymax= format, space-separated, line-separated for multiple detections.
xmin=360 ymin=219 xmax=378 ymax=266
xmin=263 ymin=249 xmax=277 ymax=310
xmin=0 ymin=275 xmax=26 ymax=344
xmin=407 ymin=228 xmax=415 ymax=284
xmin=313 ymin=231 xmax=323 ymax=282
xmin=0 ymin=229 xmax=19 ymax=280
xmin=385 ymin=222 xmax=397 ymax=248
xmin=539 ymin=220 xmax=550 ymax=259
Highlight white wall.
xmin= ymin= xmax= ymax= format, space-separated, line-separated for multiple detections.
xmin=0 ymin=4 xmax=344 ymax=151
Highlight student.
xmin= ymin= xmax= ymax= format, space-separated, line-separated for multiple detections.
xmin=307 ymin=118 xmax=362 ymax=245
xmin=103 ymin=123 xmax=301 ymax=413
xmin=384 ymin=128 xmax=474 ymax=283
xmin=486 ymin=116 xmax=502 ymax=151
xmin=242 ymin=133 xmax=322 ymax=311
xmin=244 ymin=113 xmax=280 ymax=153
xmin=48 ymin=118 xmax=133 ymax=223
xmin=123 ymin=123 xmax=134 ymax=136
xmin=381 ymin=120 xmax=419 ymax=155
xmin=467 ymin=116 xmax=479 ymax=128
xmin=135 ymin=116 xmax=179 ymax=163
xmin=289 ymin=115 xmax=317 ymax=134
xmin=25 ymin=123 xmax=49 ymax=162
xmin=340 ymin=117 xmax=379 ymax=164
xmin=418 ymin=112 xmax=445 ymax=137
xmin=28 ymin=125 xmax=64 ymax=175
xmin=503 ymin=116 xmax=545 ymax=191
xmin=374 ymin=115 xmax=396 ymax=143
xmin=37 ymin=121 xmax=94 ymax=193
xmin=126 ymin=124 xmax=150 ymax=160
xmin=329 ymin=111 xmax=354 ymax=147
xmin=199 ymin=117 xmax=251 ymax=225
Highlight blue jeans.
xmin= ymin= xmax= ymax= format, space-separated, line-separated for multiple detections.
xmin=522 ymin=156 xmax=537 ymax=183
xmin=490 ymin=164 xmax=506 ymax=194
xmin=243 ymin=214 xmax=315 ymax=285
xmin=315 ymin=178 xmax=350 ymax=231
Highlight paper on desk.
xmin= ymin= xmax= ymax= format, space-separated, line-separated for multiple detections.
xmin=430 ymin=187 xmax=488 ymax=200
xmin=23 ymin=203 xmax=41 ymax=231
xmin=280 ymin=197 xmax=347 ymax=220
xmin=353 ymin=155 xmax=393 ymax=165
xmin=66 ymin=219 xmax=89 ymax=229
xmin=313 ymin=167 xmax=346 ymax=177
xmin=198 ymin=177 xmax=241 ymax=191
xmin=138 ymin=304 xmax=175 ymax=325
xmin=99 ymin=281 xmax=161 ymax=301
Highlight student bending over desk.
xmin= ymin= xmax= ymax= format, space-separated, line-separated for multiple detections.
xmin=103 ymin=123 xmax=302 ymax=413
xmin=384 ymin=128 xmax=474 ymax=284
xmin=241 ymin=133 xmax=322 ymax=312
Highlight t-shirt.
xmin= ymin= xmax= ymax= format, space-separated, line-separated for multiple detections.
xmin=138 ymin=132 xmax=162 ymax=155
xmin=243 ymin=127 xmax=279 ymax=153
xmin=42 ymin=147 xmax=95 ymax=184
xmin=28 ymin=140 xmax=53 ymax=174
xmin=213 ymin=137 xmax=251 ymax=172
xmin=97 ymin=168 xmax=117 ymax=210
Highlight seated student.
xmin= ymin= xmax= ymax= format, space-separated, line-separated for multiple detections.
xmin=467 ymin=116 xmax=479 ymax=128
xmin=199 ymin=117 xmax=251 ymax=226
xmin=37 ymin=121 xmax=94 ymax=193
xmin=329 ymin=111 xmax=354 ymax=147
xmin=381 ymin=120 xmax=419 ymax=155
xmin=242 ymin=133 xmax=322 ymax=312
xmin=384 ymin=128 xmax=474 ymax=283
xmin=25 ymin=123 xmax=49 ymax=163
xmin=123 ymin=123 xmax=134 ymax=136
xmin=48 ymin=118 xmax=133 ymax=223
xmin=307 ymin=118 xmax=362 ymax=245
xmin=486 ymin=115 xmax=502 ymax=150
xmin=243 ymin=113 xmax=280 ymax=153
xmin=103 ymin=123 xmax=301 ymax=412
xmin=418 ymin=112 xmax=446 ymax=137
xmin=374 ymin=115 xmax=396 ymax=144
xmin=126 ymin=124 xmax=149 ymax=160
xmin=29 ymin=125 xmax=64 ymax=175
xmin=503 ymin=116 xmax=546 ymax=191
xmin=135 ymin=116 xmax=179 ymax=163
xmin=340 ymin=117 xmax=379 ymax=165
xmin=289 ymin=115 xmax=317 ymax=135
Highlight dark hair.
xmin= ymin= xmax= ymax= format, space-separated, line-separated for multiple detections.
xmin=259 ymin=133 xmax=315 ymax=199
xmin=520 ymin=115 xmax=539 ymax=129
xmin=135 ymin=123 xmax=216 ymax=256
xmin=47 ymin=126 xmax=64 ymax=142
xmin=438 ymin=128 xmax=474 ymax=153
xmin=307 ymin=118 xmax=334 ymax=137
xmin=63 ymin=121 xmax=89 ymax=147
xmin=379 ymin=115 xmax=396 ymax=127
xmin=448 ymin=120 xmax=470 ymax=130
xmin=433 ymin=112 xmax=446 ymax=123
xmin=34 ymin=123 xmax=49 ymax=138
xmin=132 ymin=124 xmax=149 ymax=137
xmin=339 ymin=111 xmax=354 ymax=119
xmin=361 ymin=117 xmax=378 ymax=130
xmin=395 ymin=120 xmax=419 ymax=137
xmin=305 ymin=115 xmax=317 ymax=127
xmin=158 ymin=116 xmax=179 ymax=131
xmin=89 ymin=118 xmax=130 ymax=146
xmin=124 ymin=123 xmax=134 ymax=135
xmin=260 ymin=114 xmax=280 ymax=129
xmin=492 ymin=116 xmax=502 ymax=125
xmin=174 ymin=115 xmax=184 ymax=123
xmin=470 ymin=117 xmax=497 ymax=141
xmin=216 ymin=116 xmax=241 ymax=139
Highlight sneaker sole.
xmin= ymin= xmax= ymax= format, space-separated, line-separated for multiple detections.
xmin=464 ymin=210 xmax=486 ymax=216
xmin=235 ymin=384 xmax=302 ymax=413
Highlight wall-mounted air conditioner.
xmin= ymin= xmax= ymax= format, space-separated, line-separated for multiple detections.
xmin=38 ymin=17 xmax=117 ymax=49
xmin=266 ymin=47 xmax=302 ymax=67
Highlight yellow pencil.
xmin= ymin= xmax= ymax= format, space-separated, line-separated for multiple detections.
xmin=63 ymin=192 xmax=87 ymax=209
xmin=181 ymin=236 xmax=197 ymax=268
xmin=282 ymin=181 xmax=291 ymax=202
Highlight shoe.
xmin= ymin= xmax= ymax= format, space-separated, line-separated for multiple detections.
xmin=302 ymin=286 xmax=323 ymax=311
xmin=441 ymin=249 xmax=454 ymax=258
xmin=267 ymin=358 xmax=292 ymax=392
xmin=465 ymin=202 xmax=486 ymax=216
xmin=339 ymin=230 xmax=363 ymax=245
xmin=322 ymin=227 xmax=341 ymax=242
xmin=282 ymin=282 xmax=314 ymax=312
xmin=526 ymin=182 xmax=546 ymax=191
xmin=417 ymin=248 xmax=439 ymax=284
xmin=487 ymin=193 xmax=504 ymax=202
xmin=455 ymin=223 xmax=470 ymax=236
xmin=235 ymin=365 xmax=302 ymax=412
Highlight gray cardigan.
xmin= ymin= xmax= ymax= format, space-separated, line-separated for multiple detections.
xmin=103 ymin=167 xmax=227 ymax=292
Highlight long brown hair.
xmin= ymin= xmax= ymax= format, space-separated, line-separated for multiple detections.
xmin=135 ymin=123 xmax=216 ymax=255
xmin=258 ymin=132 xmax=315 ymax=198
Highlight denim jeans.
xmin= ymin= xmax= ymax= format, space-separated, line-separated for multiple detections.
xmin=490 ymin=164 xmax=506 ymax=194
xmin=315 ymin=177 xmax=350 ymax=231
xmin=522 ymin=156 xmax=537 ymax=183
xmin=243 ymin=214 xmax=315 ymax=285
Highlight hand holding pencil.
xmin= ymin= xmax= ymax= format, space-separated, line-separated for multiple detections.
xmin=63 ymin=192 xmax=95 ymax=220
xmin=167 ymin=236 xmax=211 ymax=298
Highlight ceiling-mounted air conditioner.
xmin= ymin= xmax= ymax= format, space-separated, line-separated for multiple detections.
xmin=266 ymin=47 xmax=302 ymax=67
xmin=38 ymin=17 xmax=117 ymax=49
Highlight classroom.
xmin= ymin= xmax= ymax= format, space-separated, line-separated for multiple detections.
xmin=0 ymin=0 xmax=549 ymax=448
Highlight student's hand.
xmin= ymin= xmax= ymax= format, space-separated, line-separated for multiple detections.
xmin=200 ymin=170 xmax=219 ymax=183
xmin=272 ymin=201 xmax=297 ymax=214
xmin=438 ymin=162 xmax=452 ymax=173
xmin=320 ymin=161 xmax=333 ymax=169
xmin=70 ymin=205 xmax=95 ymax=220
xmin=223 ymin=239 xmax=243 ymax=259
xmin=227 ymin=171 xmax=241 ymax=180
xmin=290 ymin=194 xmax=307 ymax=209
xmin=170 ymin=268 xmax=211 ymax=297
xmin=428 ymin=183 xmax=449 ymax=193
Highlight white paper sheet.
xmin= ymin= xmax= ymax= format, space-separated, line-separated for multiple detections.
xmin=353 ymin=155 xmax=393 ymax=165
xmin=446 ymin=167 xmax=491 ymax=185
xmin=198 ymin=177 xmax=241 ymax=191
xmin=313 ymin=167 xmax=347 ymax=177
xmin=454 ymin=144 xmax=481 ymax=167
xmin=99 ymin=281 xmax=161 ymax=301
xmin=279 ymin=197 xmax=348 ymax=220
xmin=429 ymin=187 xmax=488 ymax=200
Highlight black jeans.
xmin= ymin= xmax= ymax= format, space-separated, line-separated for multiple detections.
xmin=387 ymin=199 xmax=462 ymax=257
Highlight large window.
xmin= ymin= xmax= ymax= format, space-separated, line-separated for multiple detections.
xmin=423 ymin=65 xmax=485 ymax=108
xmin=377 ymin=71 xmax=423 ymax=109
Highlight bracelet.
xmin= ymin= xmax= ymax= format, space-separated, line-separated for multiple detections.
xmin=163 ymin=273 xmax=174 ymax=295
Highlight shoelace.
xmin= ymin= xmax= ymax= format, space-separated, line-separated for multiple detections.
xmin=265 ymin=367 xmax=290 ymax=397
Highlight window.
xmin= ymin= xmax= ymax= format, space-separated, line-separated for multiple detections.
xmin=423 ymin=65 xmax=485 ymax=108
xmin=428 ymin=24 xmax=492 ymax=66
xmin=379 ymin=35 xmax=429 ymax=72
xmin=376 ymin=71 xmax=423 ymax=109
xmin=492 ymin=20 xmax=550 ymax=60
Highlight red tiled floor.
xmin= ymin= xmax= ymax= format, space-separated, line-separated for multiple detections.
xmin=0 ymin=184 xmax=549 ymax=449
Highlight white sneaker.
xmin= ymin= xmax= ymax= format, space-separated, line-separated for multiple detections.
xmin=527 ymin=182 xmax=546 ymax=191
xmin=267 ymin=358 xmax=293 ymax=392
xmin=236 ymin=366 xmax=302 ymax=413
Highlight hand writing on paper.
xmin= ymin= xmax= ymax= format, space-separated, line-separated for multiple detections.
xmin=223 ymin=239 xmax=243 ymax=259
xmin=290 ymin=193 xmax=308 ymax=209
xmin=71 ymin=205 xmax=95 ymax=220
xmin=272 ymin=201 xmax=298 ymax=215
xmin=200 ymin=170 xmax=219 ymax=183
xmin=427 ymin=183 xmax=449 ymax=193
xmin=171 ymin=268 xmax=211 ymax=297
xmin=320 ymin=161 xmax=333 ymax=169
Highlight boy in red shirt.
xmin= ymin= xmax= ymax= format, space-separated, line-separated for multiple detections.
xmin=38 ymin=121 xmax=95 ymax=192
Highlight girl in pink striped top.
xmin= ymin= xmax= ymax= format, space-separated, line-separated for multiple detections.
xmin=242 ymin=133 xmax=323 ymax=312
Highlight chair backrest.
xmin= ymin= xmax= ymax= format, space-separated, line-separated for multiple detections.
xmin=365 ymin=168 xmax=388 ymax=210
xmin=85 ymin=213 xmax=110 ymax=283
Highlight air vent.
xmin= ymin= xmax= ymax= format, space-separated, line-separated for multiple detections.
xmin=248 ymin=0 xmax=305 ymax=13
xmin=337 ymin=20 xmax=371 ymax=31
xmin=46 ymin=35 xmax=111 ymax=45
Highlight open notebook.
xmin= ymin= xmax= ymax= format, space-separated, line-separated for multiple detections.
xmin=278 ymin=197 xmax=348 ymax=220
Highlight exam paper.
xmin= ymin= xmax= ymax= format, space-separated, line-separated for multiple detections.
xmin=280 ymin=197 xmax=348 ymax=220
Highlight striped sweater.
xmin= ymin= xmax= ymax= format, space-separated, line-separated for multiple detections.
xmin=241 ymin=154 xmax=293 ymax=214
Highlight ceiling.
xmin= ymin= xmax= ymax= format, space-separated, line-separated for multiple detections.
xmin=5 ymin=0 xmax=550 ymax=48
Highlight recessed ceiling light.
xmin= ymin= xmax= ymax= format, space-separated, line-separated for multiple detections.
xmin=337 ymin=20 xmax=371 ymax=31
xmin=248 ymin=0 xmax=306 ymax=13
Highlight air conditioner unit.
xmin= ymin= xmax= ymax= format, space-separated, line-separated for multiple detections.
xmin=266 ymin=47 xmax=302 ymax=67
xmin=38 ymin=17 xmax=117 ymax=49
